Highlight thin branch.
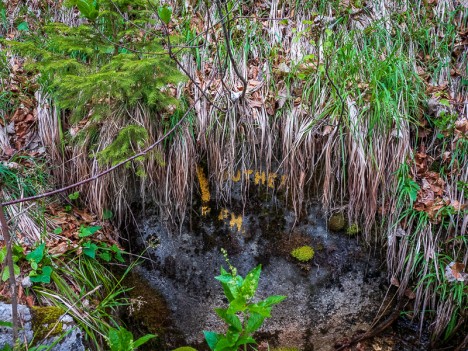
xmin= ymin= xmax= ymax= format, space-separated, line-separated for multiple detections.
xmin=215 ymin=0 xmax=248 ymax=100
xmin=0 ymin=206 xmax=18 ymax=342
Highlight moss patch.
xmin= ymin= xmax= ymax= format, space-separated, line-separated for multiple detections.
xmin=31 ymin=306 xmax=64 ymax=341
xmin=291 ymin=246 xmax=314 ymax=262
xmin=328 ymin=213 xmax=346 ymax=232
xmin=346 ymin=223 xmax=361 ymax=236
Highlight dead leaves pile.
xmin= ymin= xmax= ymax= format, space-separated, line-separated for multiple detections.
xmin=45 ymin=204 xmax=119 ymax=257
xmin=412 ymin=146 xmax=466 ymax=222
xmin=0 ymin=58 xmax=43 ymax=160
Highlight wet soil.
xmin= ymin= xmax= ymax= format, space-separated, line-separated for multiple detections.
xmin=125 ymin=183 xmax=431 ymax=351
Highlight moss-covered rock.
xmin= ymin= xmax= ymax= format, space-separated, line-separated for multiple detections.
xmin=31 ymin=306 xmax=64 ymax=341
xmin=291 ymin=246 xmax=314 ymax=262
xmin=328 ymin=213 xmax=346 ymax=232
xmin=346 ymin=223 xmax=361 ymax=236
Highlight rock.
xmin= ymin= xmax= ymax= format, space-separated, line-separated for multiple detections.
xmin=21 ymin=276 xmax=32 ymax=288
xmin=328 ymin=213 xmax=346 ymax=232
xmin=0 ymin=302 xmax=85 ymax=351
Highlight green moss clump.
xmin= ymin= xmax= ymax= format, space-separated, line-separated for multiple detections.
xmin=31 ymin=306 xmax=65 ymax=341
xmin=291 ymin=246 xmax=314 ymax=262
xmin=328 ymin=213 xmax=346 ymax=232
xmin=172 ymin=348 xmax=198 ymax=351
xmin=346 ymin=223 xmax=361 ymax=235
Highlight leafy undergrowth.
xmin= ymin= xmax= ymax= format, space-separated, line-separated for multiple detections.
xmin=0 ymin=0 xmax=467 ymax=349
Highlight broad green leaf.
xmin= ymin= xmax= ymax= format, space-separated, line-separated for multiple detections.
xmin=0 ymin=320 xmax=13 ymax=327
xmin=241 ymin=264 xmax=261 ymax=299
xmin=214 ymin=335 xmax=237 ymax=351
xmin=158 ymin=5 xmax=172 ymax=25
xmin=108 ymin=328 xmax=120 ymax=350
xmin=260 ymin=295 xmax=287 ymax=307
xmin=79 ymin=225 xmax=102 ymax=238
xmin=234 ymin=335 xmax=256 ymax=348
xmin=26 ymin=243 xmax=45 ymax=264
xmin=132 ymin=334 xmax=156 ymax=348
xmin=12 ymin=244 xmax=23 ymax=256
xmin=17 ymin=22 xmax=29 ymax=31
xmin=99 ymin=251 xmax=111 ymax=262
xmin=226 ymin=297 xmax=246 ymax=314
xmin=83 ymin=242 xmax=98 ymax=259
xmin=1 ymin=264 xmax=20 ymax=282
xmin=73 ymin=0 xmax=99 ymax=20
xmin=68 ymin=191 xmax=80 ymax=200
xmin=30 ymin=261 xmax=38 ymax=270
xmin=30 ymin=266 xmax=52 ymax=284
xmin=203 ymin=331 xmax=220 ymax=350
xmin=246 ymin=313 xmax=265 ymax=333
xmin=439 ymin=99 xmax=450 ymax=107
xmin=215 ymin=308 xmax=242 ymax=331
xmin=248 ymin=304 xmax=272 ymax=317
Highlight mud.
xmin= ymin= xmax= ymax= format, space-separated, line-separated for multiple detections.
xmin=126 ymin=181 xmax=430 ymax=351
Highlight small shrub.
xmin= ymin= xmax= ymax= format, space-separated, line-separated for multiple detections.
xmin=203 ymin=249 xmax=286 ymax=351
xmin=291 ymin=246 xmax=314 ymax=262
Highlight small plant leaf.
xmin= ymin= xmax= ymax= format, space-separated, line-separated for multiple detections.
xmin=73 ymin=0 xmax=99 ymax=20
xmin=215 ymin=308 xmax=242 ymax=331
xmin=132 ymin=334 xmax=156 ymax=348
xmin=26 ymin=243 xmax=45 ymax=264
xmin=79 ymin=225 xmax=102 ymax=238
xmin=234 ymin=335 xmax=256 ymax=348
xmin=260 ymin=295 xmax=287 ymax=307
xmin=17 ymin=22 xmax=29 ymax=31
xmin=241 ymin=264 xmax=261 ymax=299
xmin=68 ymin=191 xmax=80 ymax=200
xmin=246 ymin=313 xmax=264 ymax=333
xmin=30 ymin=266 xmax=53 ymax=284
xmin=99 ymin=251 xmax=111 ymax=262
xmin=158 ymin=5 xmax=172 ymax=25
xmin=203 ymin=331 xmax=220 ymax=350
xmin=83 ymin=242 xmax=98 ymax=259
xmin=53 ymin=227 xmax=63 ymax=235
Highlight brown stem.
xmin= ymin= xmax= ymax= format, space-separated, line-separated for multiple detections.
xmin=0 ymin=206 xmax=18 ymax=342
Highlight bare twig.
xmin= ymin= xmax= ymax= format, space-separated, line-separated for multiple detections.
xmin=0 ymin=206 xmax=18 ymax=342
xmin=215 ymin=0 xmax=247 ymax=100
